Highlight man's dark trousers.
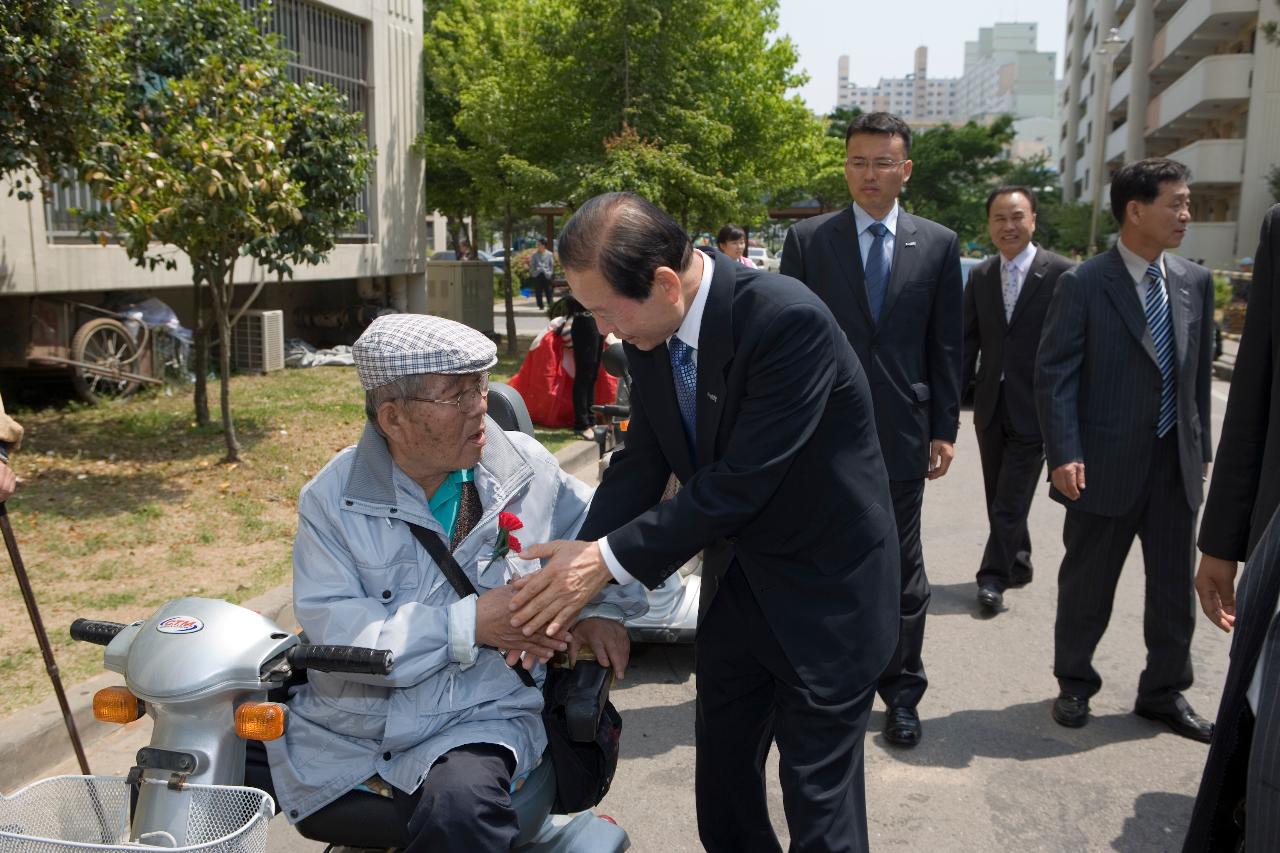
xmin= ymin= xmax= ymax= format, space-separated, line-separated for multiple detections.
xmin=569 ymin=312 xmax=602 ymax=432
xmin=879 ymin=480 xmax=929 ymax=709
xmin=1054 ymin=430 xmax=1196 ymax=702
xmin=975 ymin=385 xmax=1043 ymax=591
xmin=696 ymin=561 xmax=877 ymax=853
xmin=532 ymin=272 xmax=553 ymax=309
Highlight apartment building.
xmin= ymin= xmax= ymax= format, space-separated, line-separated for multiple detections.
xmin=1060 ymin=0 xmax=1280 ymax=267
xmin=0 ymin=0 xmax=429 ymax=379
xmin=836 ymin=48 xmax=960 ymax=121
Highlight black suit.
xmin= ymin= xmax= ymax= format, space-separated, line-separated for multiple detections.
xmin=1036 ymin=246 xmax=1214 ymax=703
xmin=962 ymin=246 xmax=1074 ymax=591
xmin=1185 ymin=204 xmax=1280 ymax=852
xmin=782 ymin=205 xmax=962 ymax=710
xmin=578 ymin=252 xmax=899 ymax=852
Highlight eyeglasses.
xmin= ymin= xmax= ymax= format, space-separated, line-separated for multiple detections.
xmin=846 ymin=158 xmax=908 ymax=173
xmin=402 ymin=374 xmax=490 ymax=413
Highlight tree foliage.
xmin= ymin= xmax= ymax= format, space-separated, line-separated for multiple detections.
xmin=84 ymin=0 xmax=371 ymax=460
xmin=901 ymin=115 xmax=1017 ymax=246
xmin=0 ymin=0 xmax=121 ymax=199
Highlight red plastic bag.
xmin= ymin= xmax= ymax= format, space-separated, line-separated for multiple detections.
xmin=508 ymin=327 xmax=616 ymax=428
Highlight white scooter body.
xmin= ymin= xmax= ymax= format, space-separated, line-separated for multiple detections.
xmin=14 ymin=596 xmax=628 ymax=852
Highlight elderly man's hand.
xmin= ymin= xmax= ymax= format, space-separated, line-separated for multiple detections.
xmin=570 ymin=617 xmax=630 ymax=679
xmin=0 ymin=460 xmax=14 ymax=503
xmin=475 ymin=584 xmax=569 ymax=669
xmin=509 ymin=540 xmax=613 ymax=638
xmin=1195 ymin=553 xmax=1238 ymax=634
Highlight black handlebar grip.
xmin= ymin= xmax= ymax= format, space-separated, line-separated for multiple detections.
xmin=287 ymin=644 xmax=394 ymax=675
xmin=592 ymin=405 xmax=631 ymax=418
xmin=70 ymin=618 xmax=127 ymax=646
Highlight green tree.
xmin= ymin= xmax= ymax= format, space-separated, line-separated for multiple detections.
xmin=901 ymin=115 xmax=1016 ymax=246
xmin=824 ymin=106 xmax=863 ymax=140
xmin=0 ymin=0 xmax=121 ymax=200
xmin=85 ymin=0 xmax=371 ymax=461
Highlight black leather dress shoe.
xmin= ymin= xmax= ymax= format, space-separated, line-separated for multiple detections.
xmin=977 ymin=585 xmax=1003 ymax=613
xmin=1134 ymin=696 xmax=1214 ymax=743
xmin=884 ymin=706 xmax=921 ymax=747
xmin=1052 ymin=692 xmax=1089 ymax=728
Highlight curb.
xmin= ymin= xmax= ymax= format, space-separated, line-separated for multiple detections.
xmin=0 ymin=442 xmax=590 ymax=793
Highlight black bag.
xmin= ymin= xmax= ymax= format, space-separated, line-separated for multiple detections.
xmin=407 ymin=523 xmax=621 ymax=813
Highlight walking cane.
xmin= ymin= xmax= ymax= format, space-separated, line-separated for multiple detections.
xmin=0 ymin=499 xmax=92 ymax=775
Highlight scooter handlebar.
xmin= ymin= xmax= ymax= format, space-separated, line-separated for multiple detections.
xmin=70 ymin=618 xmax=127 ymax=646
xmin=287 ymin=644 xmax=394 ymax=676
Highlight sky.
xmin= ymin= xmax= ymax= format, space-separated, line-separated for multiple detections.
xmin=775 ymin=0 xmax=1069 ymax=114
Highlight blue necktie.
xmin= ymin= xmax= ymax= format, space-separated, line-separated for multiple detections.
xmin=1144 ymin=262 xmax=1176 ymax=438
xmin=865 ymin=221 xmax=890 ymax=322
xmin=668 ymin=336 xmax=697 ymax=445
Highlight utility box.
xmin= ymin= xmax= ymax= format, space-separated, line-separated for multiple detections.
xmin=232 ymin=309 xmax=285 ymax=373
xmin=425 ymin=261 xmax=496 ymax=335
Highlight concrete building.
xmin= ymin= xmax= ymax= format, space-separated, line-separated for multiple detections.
xmin=0 ymin=0 xmax=430 ymax=385
xmin=836 ymin=24 xmax=1061 ymax=162
xmin=836 ymin=48 xmax=960 ymax=121
xmin=1060 ymin=0 xmax=1280 ymax=267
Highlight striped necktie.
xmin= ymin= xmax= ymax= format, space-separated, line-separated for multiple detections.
xmin=1143 ymin=262 xmax=1176 ymax=438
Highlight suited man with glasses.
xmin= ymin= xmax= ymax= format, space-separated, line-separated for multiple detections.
xmin=781 ymin=111 xmax=963 ymax=748
xmin=1036 ymin=158 xmax=1215 ymax=742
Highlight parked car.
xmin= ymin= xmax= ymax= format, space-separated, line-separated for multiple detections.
xmin=747 ymin=246 xmax=781 ymax=272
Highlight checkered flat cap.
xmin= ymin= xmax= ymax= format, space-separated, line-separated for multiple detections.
xmin=353 ymin=314 xmax=497 ymax=390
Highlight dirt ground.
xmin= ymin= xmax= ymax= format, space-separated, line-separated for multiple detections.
xmin=0 ymin=352 xmax=568 ymax=716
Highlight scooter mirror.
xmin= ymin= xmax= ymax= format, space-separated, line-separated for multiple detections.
xmin=602 ymin=342 xmax=628 ymax=378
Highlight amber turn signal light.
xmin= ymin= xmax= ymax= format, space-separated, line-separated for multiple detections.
xmin=93 ymin=686 xmax=144 ymax=724
xmin=235 ymin=702 xmax=287 ymax=741
xmin=618 ymin=419 xmax=629 ymax=432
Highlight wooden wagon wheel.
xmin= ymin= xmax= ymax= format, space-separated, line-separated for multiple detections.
xmin=69 ymin=317 xmax=141 ymax=404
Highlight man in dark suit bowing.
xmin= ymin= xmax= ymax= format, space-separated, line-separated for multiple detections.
xmin=508 ymin=192 xmax=900 ymax=852
xmin=962 ymin=186 xmax=1075 ymax=614
xmin=1036 ymin=157 xmax=1215 ymax=742
xmin=780 ymin=111 xmax=963 ymax=748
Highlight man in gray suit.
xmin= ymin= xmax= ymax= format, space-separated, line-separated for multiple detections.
xmin=1036 ymin=157 xmax=1215 ymax=742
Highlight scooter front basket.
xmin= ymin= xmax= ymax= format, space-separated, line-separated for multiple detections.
xmin=0 ymin=775 xmax=273 ymax=853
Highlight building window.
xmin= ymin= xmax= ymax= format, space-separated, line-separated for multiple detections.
xmin=44 ymin=0 xmax=372 ymax=243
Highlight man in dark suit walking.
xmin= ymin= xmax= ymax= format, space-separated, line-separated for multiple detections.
xmin=962 ymin=186 xmax=1075 ymax=613
xmin=1036 ymin=157 xmax=1215 ymax=741
xmin=1184 ymin=203 xmax=1280 ymax=851
xmin=506 ymin=193 xmax=900 ymax=852
xmin=780 ymin=111 xmax=962 ymax=747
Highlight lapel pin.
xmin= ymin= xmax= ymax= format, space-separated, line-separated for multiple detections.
xmin=707 ymin=393 xmax=718 ymax=402
xmin=904 ymin=241 xmax=917 ymax=247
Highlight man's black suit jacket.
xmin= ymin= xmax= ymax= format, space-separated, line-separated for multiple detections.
xmin=1035 ymin=247 xmax=1215 ymax=516
xmin=577 ymin=252 xmax=900 ymax=700
xmin=1199 ymin=204 xmax=1280 ymax=563
xmin=962 ymin=246 xmax=1075 ymax=435
xmin=781 ymin=206 xmax=963 ymax=481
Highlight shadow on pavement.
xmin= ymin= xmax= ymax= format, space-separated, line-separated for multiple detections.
xmin=928 ymin=581 xmax=1002 ymax=619
xmin=1110 ymin=791 xmax=1195 ymax=852
xmin=620 ymin=643 xmax=695 ymax=686
xmin=617 ymin=698 xmax=697 ymax=759
xmin=871 ymin=700 xmax=1162 ymax=768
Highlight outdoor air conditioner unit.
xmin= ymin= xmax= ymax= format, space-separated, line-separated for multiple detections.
xmin=232 ymin=309 xmax=285 ymax=374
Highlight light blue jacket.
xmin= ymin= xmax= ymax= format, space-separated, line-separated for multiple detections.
xmin=266 ymin=419 xmax=647 ymax=822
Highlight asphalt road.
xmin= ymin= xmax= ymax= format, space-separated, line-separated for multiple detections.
xmin=32 ymin=375 xmax=1237 ymax=852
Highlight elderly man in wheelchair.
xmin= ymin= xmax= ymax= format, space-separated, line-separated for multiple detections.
xmin=244 ymin=314 xmax=646 ymax=851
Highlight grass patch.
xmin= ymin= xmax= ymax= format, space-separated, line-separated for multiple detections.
xmin=0 ymin=360 xmax=577 ymax=717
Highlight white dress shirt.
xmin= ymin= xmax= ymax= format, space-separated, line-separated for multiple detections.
xmin=598 ymin=250 xmax=714 ymax=585
xmin=851 ymin=201 xmax=899 ymax=275
xmin=1116 ymin=237 xmax=1167 ymax=302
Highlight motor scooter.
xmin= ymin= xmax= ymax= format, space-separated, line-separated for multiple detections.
xmin=592 ymin=343 xmax=701 ymax=645
xmin=0 ymin=596 xmax=628 ymax=852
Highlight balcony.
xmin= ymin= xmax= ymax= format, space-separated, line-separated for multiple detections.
xmin=1110 ymin=64 xmax=1133 ymax=112
xmin=1167 ymin=138 xmax=1246 ymax=185
xmin=1106 ymin=123 xmax=1128 ymax=163
xmin=1176 ymin=221 xmax=1236 ymax=267
xmin=1146 ymin=54 xmax=1252 ymax=142
xmin=1150 ymin=0 xmax=1257 ymax=82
